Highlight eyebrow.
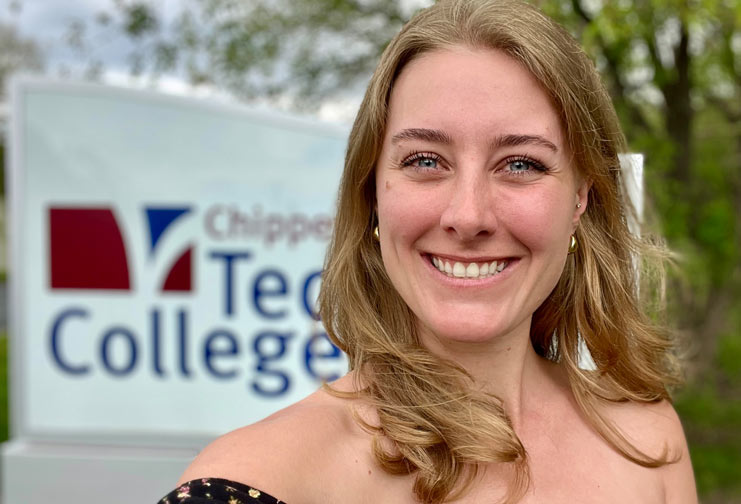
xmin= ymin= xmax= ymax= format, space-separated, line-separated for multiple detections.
xmin=391 ymin=128 xmax=453 ymax=145
xmin=493 ymin=134 xmax=559 ymax=153
xmin=390 ymin=128 xmax=559 ymax=153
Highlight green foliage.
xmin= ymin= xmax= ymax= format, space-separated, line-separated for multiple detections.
xmin=690 ymin=444 xmax=741 ymax=497
xmin=90 ymin=0 xmax=419 ymax=102
xmin=122 ymin=3 xmax=158 ymax=38
xmin=677 ymin=388 xmax=741 ymax=429
xmin=675 ymin=387 xmax=741 ymax=497
xmin=718 ymin=335 xmax=741 ymax=382
xmin=717 ymin=310 xmax=741 ymax=385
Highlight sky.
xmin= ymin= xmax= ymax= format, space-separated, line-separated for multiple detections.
xmin=1 ymin=0 xmax=431 ymax=123
xmin=4 ymin=1 xmax=202 ymax=91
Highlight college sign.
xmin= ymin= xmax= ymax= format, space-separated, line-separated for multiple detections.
xmin=8 ymin=80 xmax=349 ymax=442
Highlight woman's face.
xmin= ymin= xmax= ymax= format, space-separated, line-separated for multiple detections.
xmin=375 ymin=46 xmax=588 ymax=347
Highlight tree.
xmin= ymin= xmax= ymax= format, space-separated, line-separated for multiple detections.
xmin=0 ymin=22 xmax=44 ymax=100
xmin=536 ymin=0 xmax=741 ymax=381
xmin=0 ymin=17 xmax=45 ymax=198
xmin=82 ymin=0 xmax=425 ymax=107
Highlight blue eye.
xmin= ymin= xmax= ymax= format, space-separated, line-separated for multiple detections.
xmin=402 ymin=152 xmax=442 ymax=171
xmin=505 ymin=156 xmax=547 ymax=175
xmin=416 ymin=157 xmax=438 ymax=169
xmin=509 ymin=160 xmax=531 ymax=171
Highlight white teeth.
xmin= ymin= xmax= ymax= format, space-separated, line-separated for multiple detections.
xmin=430 ymin=256 xmax=509 ymax=279
xmin=453 ymin=262 xmax=466 ymax=277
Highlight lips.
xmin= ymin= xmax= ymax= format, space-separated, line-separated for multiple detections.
xmin=428 ymin=255 xmax=510 ymax=279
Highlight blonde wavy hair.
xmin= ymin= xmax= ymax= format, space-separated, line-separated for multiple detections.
xmin=318 ymin=0 xmax=682 ymax=502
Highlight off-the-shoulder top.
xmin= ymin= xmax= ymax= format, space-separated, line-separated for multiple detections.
xmin=158 ymin=478 xmax=285 ymax=504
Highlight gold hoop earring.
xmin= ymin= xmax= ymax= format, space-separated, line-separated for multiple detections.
xmin=373 ymin=226 xmax=380 ymax=242
xmin=568 ymin=234 xmax=578 ymax=254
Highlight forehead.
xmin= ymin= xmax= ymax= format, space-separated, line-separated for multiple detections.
xmin=386 ymin=46 xmax=564 ymax=148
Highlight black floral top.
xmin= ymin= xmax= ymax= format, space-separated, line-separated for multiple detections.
xmin=158 ymin=478 xmax=285 ymax=504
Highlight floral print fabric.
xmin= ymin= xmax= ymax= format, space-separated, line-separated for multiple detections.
xmin=158 ymin=478 xmax=285 ymax=504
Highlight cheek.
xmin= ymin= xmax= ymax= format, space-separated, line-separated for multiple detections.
xmin=499 ymin=187 xmax=574 ymax=249
xmin=377 ymin=179 xmax=440 ymax=241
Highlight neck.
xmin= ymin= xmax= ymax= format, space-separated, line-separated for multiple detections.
xmin=420 ymin=318 xmax=547 ymax=426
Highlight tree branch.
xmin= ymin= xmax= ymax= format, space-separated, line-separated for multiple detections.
xmin=571 ymin=0 xmax=592 ymax=24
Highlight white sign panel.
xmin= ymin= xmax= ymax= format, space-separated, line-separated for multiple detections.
xmin=9 ymin=80 xmax=349 ymax=442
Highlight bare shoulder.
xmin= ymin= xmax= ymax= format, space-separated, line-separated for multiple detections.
xmin=602 ymin=399 xmax=697 ymax=503
xmin=178 ymin=375 xmax=368 ymax=503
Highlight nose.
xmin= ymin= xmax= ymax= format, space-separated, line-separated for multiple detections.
xmin=439 ymin=171 xmax=497 ymax=241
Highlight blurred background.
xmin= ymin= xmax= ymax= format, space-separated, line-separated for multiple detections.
xmin=0 ymin=0 xmax=739 ymax=502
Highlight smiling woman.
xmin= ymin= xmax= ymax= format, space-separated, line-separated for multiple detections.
xmin=158 ymin=1 xmax=697 ymax=503
xmin=375 ymin=46 xmax=585 ymax=353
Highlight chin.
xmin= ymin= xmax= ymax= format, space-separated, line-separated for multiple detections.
xmin=419 ymin=316 xmax=515 ymax=346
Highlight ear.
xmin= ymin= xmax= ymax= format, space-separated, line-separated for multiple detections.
xmin=572 ymin=179 xmax=591 ymax=232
